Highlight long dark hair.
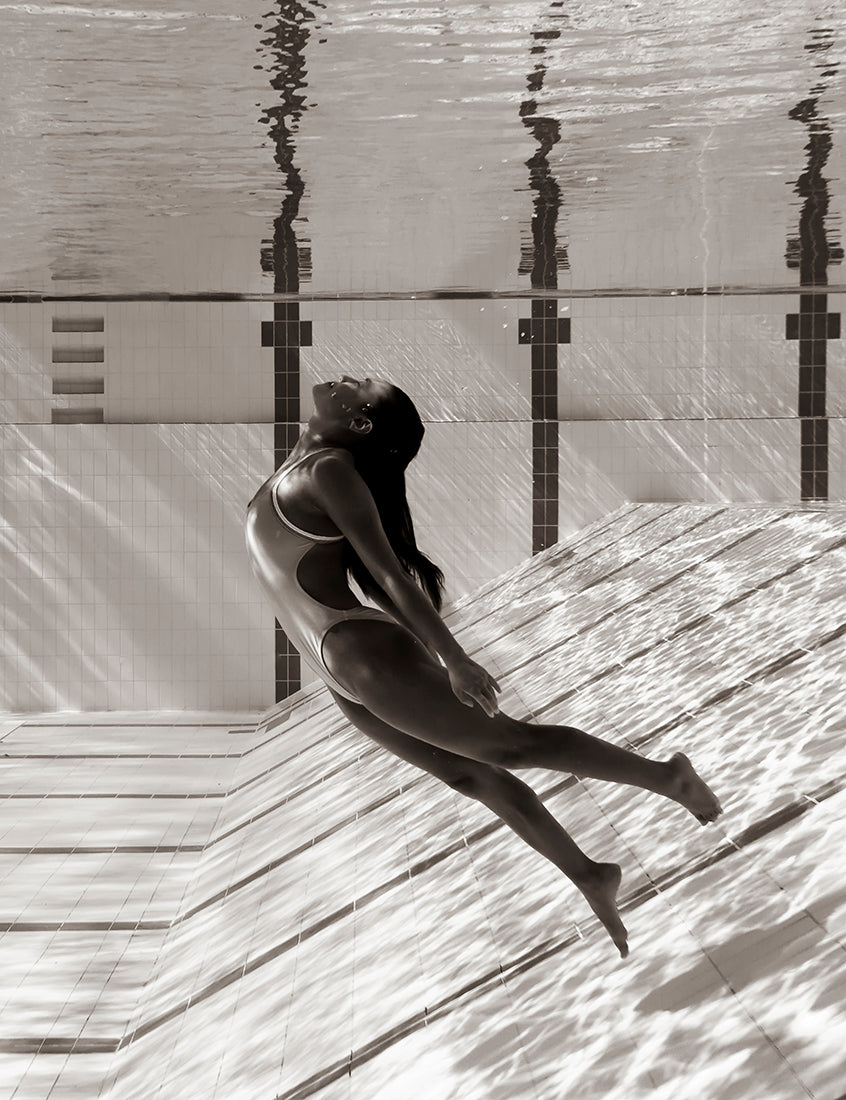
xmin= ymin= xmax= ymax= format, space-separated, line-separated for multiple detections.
xmin=342 ymin=386 xmax=446 ymax=612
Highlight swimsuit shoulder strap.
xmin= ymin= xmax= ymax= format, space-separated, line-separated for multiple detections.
xmin=277 ymin=447 xmax=345 ymax=480
xmin=272 ymin=448 xmax=346 ymax=543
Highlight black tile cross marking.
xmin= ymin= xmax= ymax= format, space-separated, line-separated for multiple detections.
xmin=259 ymin=3 xmax=318 ymax=704
xmin=264 ymin=302 xmax=308 ymax=703
xmin=520 ymin=16 xmax=570 ymax=557
xmin=786 ymin=73 xmax=844 ymax=501
xmin=520 ymin=294 xmax=571 ymax=559
xmin=786 ymin=295 xmax=840 ymax=500
xmin=518 ymin=311 xmax=571 ymax=349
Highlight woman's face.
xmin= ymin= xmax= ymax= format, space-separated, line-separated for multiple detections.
xmin=312 ymin=375 xmax=392 ymax=424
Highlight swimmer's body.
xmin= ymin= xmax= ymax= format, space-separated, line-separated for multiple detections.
xmin=245 ymin=376 xmax=723 ymax=958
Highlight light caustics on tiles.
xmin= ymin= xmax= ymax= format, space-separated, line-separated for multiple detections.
xmin=3 ymin=502 xmax=846 ymax=1100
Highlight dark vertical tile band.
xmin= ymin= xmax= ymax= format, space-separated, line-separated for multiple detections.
xmin=520 ymin=8 xmax=570 ymax=556
xmin=259 ymin=4 xmax=318 ymax=702
xmin=787 ymin=291 xmax=840 ymax=500
xmin=786 ymin=39 xmax=844 ymax=502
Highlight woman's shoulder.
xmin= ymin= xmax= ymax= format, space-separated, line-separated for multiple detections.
xmin=279 ymin=446 xmax=354 ymax=478
xmin=309 ymin=449 xmax=374 ymax=514
xmin=312 ymin=446 xmax=354 ymax=465
xmin=306 ymin=447 xmax=356 ymax=481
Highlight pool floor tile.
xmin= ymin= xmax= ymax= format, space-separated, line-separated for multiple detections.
xmin=2 ymin=505 xmax=845 ymax=1099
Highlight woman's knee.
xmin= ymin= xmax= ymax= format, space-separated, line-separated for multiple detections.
xmin=447 ymin=762 xmax=534 ymax=812
xmin=440 ymin=713 xmax=536 ymax=772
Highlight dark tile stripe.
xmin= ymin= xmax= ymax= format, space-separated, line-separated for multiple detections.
xmin=223 ymin=734 xmax=377 ymax=801
xmin=502 ymin=512 xmax=778 ymax=680
xmin=0 ymin=920 xmax=170 ymax=933
xmin=0 ymin=752 xmax=244 ymax=760
xmin=242 ymin=718 xmax=338 ymax=765
xmin=480 ymin=509 xmax=788 ymax=686
xmin=0 ymin=1037 xmax=119 ymax=1055
xmin=450 ymin=501 xmax=645 ymax=612
xmin=11 ymin=721 xmax=247 ymax=728
xmin=0 ymin=845 xmax=203 ymax=854
xmin=0 ymin=792 xmax=226 ymax=800
xmin=639 ymin=620 xmax=846 ymax=745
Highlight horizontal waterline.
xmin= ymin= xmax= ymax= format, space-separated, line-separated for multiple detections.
xmin=1 ymin=283 xmax=844 ymax=305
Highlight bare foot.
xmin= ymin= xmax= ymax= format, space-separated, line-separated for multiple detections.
xmin=666 ymin=752 xmax=723 ymax=825
xmin=574 ymin=862 xmax=629 ymax=959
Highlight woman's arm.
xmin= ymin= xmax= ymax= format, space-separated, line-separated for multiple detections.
xmin=311 ymin=452 xmax=465 ymax=664
xmin=311 ymin=452 xmax=501 ymax=714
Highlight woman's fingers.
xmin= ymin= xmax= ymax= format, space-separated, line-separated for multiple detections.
xmin=476 ymin=675 xmax=501 ymax=716
xmin=449 ymin=662 xmax=502 ymax=717
xmin=457 ymin=688 xmax=496 ymax=718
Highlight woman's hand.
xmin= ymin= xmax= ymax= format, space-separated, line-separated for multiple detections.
xmin=446 ymin=653 xmax=502 ymax=718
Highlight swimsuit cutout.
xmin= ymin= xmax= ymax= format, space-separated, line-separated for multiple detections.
xmin=244 ymin=448 xmax=393 ymax=703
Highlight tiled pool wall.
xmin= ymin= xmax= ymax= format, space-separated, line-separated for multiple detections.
xmin=0 ymin=290 xmax=843 ymax=711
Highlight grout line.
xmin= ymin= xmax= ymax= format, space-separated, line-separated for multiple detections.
xmin=0 ymin=1037 xmax=119 ymax=1055
xmin=12 ymin=721 xmax=255 ymax=728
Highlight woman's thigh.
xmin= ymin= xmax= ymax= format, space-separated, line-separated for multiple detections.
xmin=328 ymin=688 xmax=492 ymax=790
xmin=322 ymin=619 xmax=524 ymax=765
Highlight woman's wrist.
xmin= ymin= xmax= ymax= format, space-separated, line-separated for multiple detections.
xmin=439 ymin=640 xmax=467 ymax=666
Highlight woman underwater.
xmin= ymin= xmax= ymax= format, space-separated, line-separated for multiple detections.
xmin=245 ymin=376 xmax=723 ymax=958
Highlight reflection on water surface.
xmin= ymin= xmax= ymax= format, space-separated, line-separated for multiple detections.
xmin=0 ymin=0 xmax=843 ymax=294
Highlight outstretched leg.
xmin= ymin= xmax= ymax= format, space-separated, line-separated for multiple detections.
xmin=323 ymin=620 xmax=722 ymax=825
xmin=329 ymin=690 xmax=630 ymax=957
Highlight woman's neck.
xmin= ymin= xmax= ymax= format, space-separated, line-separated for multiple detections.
xmin=287 ymin=427 xmax=346 ymax=464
